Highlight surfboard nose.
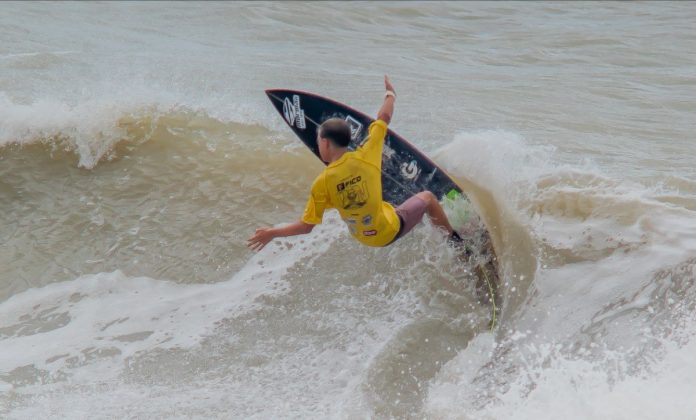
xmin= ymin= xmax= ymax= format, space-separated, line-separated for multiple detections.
xmin=265 ymin=89 xmax=286 ymax=97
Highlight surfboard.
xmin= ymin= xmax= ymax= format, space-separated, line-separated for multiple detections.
xmin=265 ymin=89 xmax=501 ymax=328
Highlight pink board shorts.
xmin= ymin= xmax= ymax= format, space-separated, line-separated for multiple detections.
xmin=388 ymin=195 xmax=428 ymax=245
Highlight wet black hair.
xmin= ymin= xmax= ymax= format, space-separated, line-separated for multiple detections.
xmin=318 ymin=118 xmax=351 ymax=148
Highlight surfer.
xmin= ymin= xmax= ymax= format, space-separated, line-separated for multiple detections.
xmin=247 ymin=75 xmax=463 ymax=251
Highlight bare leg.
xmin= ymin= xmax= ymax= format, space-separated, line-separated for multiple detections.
xmin=415 ymin=191 xmax=455 ymax=235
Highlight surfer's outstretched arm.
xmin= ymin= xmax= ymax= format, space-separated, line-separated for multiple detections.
xmin=377 ymin=75 xmax=396 ymax=124
xmin=247 ymin=221 xmax=314 ymax=251
xmin=359 ymin=75 xmax=396 ymax=158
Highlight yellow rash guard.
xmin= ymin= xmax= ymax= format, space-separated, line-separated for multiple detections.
xmin=302 ymin=119 xmax=400 ymax=247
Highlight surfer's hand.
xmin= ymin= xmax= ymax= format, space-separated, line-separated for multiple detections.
xmin=247 ymin=227 xmax=275 ymax=251
xmin=384 ymin=75 xmax=395 ymax=96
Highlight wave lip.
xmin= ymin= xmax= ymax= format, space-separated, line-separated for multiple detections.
xmin=0 ymin=88 xmax=281 ymax=169
xmin=0 ymin=93 xmax=165 ymax=168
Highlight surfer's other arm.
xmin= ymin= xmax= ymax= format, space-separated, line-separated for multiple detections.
xmin=247 ymin=221 xmax=315 ymax=251
xmin=377 ymin=75 xmax=396 ymax=124
xmin=248 ymin=172 xmax=327 ymax=252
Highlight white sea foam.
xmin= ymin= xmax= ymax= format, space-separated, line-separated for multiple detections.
xmin=425 ymin=129 xmax=696 ymax=419
xmin=0 ymin=221 xmax=341 ymax=389
xmin=426 ymin=323 xmax=696 ymax=420
xmin=0 ymin=217 xmax=433 ymax=418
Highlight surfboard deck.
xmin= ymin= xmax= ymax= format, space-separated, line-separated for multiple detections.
xmin=265 ymin=89 xmax=501 ymax=328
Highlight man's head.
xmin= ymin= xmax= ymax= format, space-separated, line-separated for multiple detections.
xmin=317 ymin=118 xmax=351 ymax=162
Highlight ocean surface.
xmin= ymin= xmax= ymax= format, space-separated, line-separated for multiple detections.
xmin=2 ymin=2 xmax=696 ymax=418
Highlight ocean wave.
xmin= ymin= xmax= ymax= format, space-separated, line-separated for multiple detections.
xmin=0 ymin=93 xmax=285 ymax=169
xmin=3 ymin=120 xmax=696 ymax=419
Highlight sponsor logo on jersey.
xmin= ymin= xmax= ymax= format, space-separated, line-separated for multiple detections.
xmin=336 ymin=175 xmax=361 ymax=192
xmin=363 ymin=230 xmax=377 ymax=236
